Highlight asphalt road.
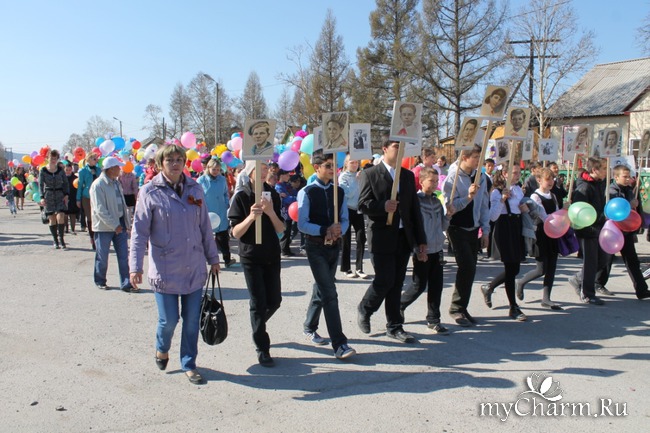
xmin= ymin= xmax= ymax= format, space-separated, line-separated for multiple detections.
xmin=1 ymin=202 xmax=648 ymax=432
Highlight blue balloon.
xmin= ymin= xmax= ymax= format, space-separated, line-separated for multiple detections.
xmin=231 ymin=132 xmax=241 ymax=139
xmin=227 ymin=157 xmax=243 ymax=168
xmin=605 ymin=197 xmax=631 ymax=222
xmin=300 ymin=134 xmax=314 ymax=155
xmin=336 ymin=151 xmax=346 ymax=169
xmin=133 ymin=164 xmax=144 ymax=176
xmin=95 ymin=136 xmax=105 ymax=147
xmin=112 ymin=137 xmax=126 ymax=151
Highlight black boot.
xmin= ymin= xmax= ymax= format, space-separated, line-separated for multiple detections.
xmin=49 ymin=225 xmax=60 ymax=249
xmin=57 ymin=224 xmax=67 ymax=250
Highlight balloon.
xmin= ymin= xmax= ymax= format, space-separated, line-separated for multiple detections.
xmin=227 ymin=157 xmax=243 ymax=168
xmin=599 ymin=220 xmax=624 ymax=254
xmin=295 ymin=129 xmax=308 ymax=138
xmin=614 ymin=209 xmax=642 ymax=232
xmin=92 ymin=147 xmax=102 ymax=157
xmin=221 ymin=151 xmax=234 ymax=164
xmin=180 ymin=131 xmax=197 ymax=149
xmin=231 ymin=137 xmax=243 ymax=151
xmin=39 ymin=146 xmax=50 ymax=157
xmin=337 ymin=151 xmax=346 ymax=169
xmin=288 ymin=202 xmax=299 ymax=222
xmin=300 ymin=134 xmax=314 ymax=155
xmin=112 ymin=137 xmax=126 ymax=151
xmin=300 ymin=152 xmax=315 ymax=178
xmin=543 ymin=209 xmax=571 ymax=239
xmin=14 ymin=182 xmax=24 ymax=191
xmin=99 ymin=139 xmax=115 ymax=156
xmin=643 ymin=200 xmax=650 ymax=214
xmin=132 ymin=140 xmax=141 ymax=150
xmin=10 ymin=177 xmax=19 ymax=186
xmin=233 ymin=149 xmax=240 ymax=159
xmin=32 ymin=155 xmax=45 ymax=166
xmin=278 ymin=150 xmax=300 ymax=171
xmin=231 ymin=132 xmax=241 ymax=139
xmin=401 ymin=157 xmax=410 ymax=169
xmin=186 ymin=149 xmax=199 ymax=161
xmin=13 ymin=158 xmax=21 ymax=167
xmin=190 ymin=158 xmax=203 ymax=173
xmin=604 ymin=197 xmax=631 ymax=222
xmin=291 ymin=139 xmax=302 ymax=152
xmin=73 ymin=178 xmax=79 ymax=188
xmin=32 ymin=192 xmax=41 ymax=202
xmin=22 ymin=155 xmax=31 ymax=164
xmin=8 ymin=161 xmax=14 ymax=168
xmin=73 ymin=147 xmax=86 ymax=161
xmin=568 ymin=202 xmax=597 ymax=228
xmin=133 ymin=164 xmax=144 ymax=176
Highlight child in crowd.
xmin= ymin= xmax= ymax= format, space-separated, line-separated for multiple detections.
xmin=516 ymin=168 xmax=563 ymax=309
xmin=2 ymin=182 xmax=17 ymax=217
xmin=400 ymin=167 xmax=451 ymax=334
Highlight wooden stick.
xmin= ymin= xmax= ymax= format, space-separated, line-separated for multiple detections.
xmin=605 ymin=157 xmax=611 ymax=202
xmin=255 ymin=160 xmax=262 ymax=244
xmin=505 ymin=140 xmax=516 ymax=190
xmin=473 ymin=120 xmax=493 ymax=187
xmin=333 ymin=153 xmax=339 ymax=224
xmin=567 ymin=152 xmax=578 ymax=203
xmin=387 ymin=141 xmax=405 ymax=226
xmin=634 ymin=156 xmax=642 ymax=198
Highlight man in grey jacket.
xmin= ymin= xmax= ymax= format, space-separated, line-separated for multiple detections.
xmin=90 ymin=156 xmax=132 ymax=291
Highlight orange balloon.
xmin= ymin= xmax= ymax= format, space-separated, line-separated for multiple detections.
xmin=73 ymin=178 xmax=79 ymax=188
xmin=122 ymin=161 xmax=134 ymax=173
xmin=14 ymin=182 xmax=24 ymax=191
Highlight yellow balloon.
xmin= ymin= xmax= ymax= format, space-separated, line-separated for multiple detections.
xmin=136 ymin=150 xmax=145 ymax=162
xmin=186 ymin=149 xmax=199 ymax=161
xmin=22 ymin=155 xmax=32 ymax=164
xmin=300 ymin=152 xmax=315 ymax=178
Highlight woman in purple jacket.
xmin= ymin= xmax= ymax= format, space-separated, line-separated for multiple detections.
xmin=129 ymin=144 xmax=220 ymax=385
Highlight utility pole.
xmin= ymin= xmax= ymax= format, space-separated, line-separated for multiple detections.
xmin=508 ymin=39 xmax=560 ymax=106
xmin=113 ymin=117 xmax=123 ymax=138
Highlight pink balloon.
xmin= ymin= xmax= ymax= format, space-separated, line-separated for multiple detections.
xmin=181 ymin=132 xmax=196 ymax=149
xmin=278 ymin=150 xmax=300 ymax=171
xmin=231 ymin=137 xmax=243 ymax=151
xmin=191 ymin=158 xmax=203 ymax=172
xmin=599 ymin=220 xmax=624 ymax=254
xmin=291 ymin=140 xmax=302 ymax=152
xmin=544 ymin=211 xmax=571 ymax=239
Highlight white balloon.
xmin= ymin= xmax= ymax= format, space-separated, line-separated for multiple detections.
xmin=208 ymin=212 xmax=221 ymax=230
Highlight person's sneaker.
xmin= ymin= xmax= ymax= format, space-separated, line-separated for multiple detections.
xmin=225 ymin=258 xmax=238 ymax=268
xmin=595 ymin=284 xmax=614 ymax=296
xmin=509 ymin=307 xmax=527 ymax=321
xmin=335 ymin=344 xmax=356 ymax=359
xmin=282 ymin=251 xmax=296 ymax=257
xmin=637 ymin=290 xmax=650 ymax=300
xmin=386 ymin=329 xmax=416 ymax=343
xmin=480 ymin=284 xmax=493 ymax=308
xmin=515 ymin=279 xmax=524 ymax=301
xmin=463 ymin=310 xmax=478 ymax=324
xmin=357 ymin=306 xmax=371 ymax=334
xmin=427 ymin=322 xmax=449 ymax=335
xmin=257 ymin=351 xmax=275 ymax=367
xmin=355 ymin=270 xmax=369 ymax=279
xmin=568 ymin=275 xmax=581 ymax=298
xmin=451 ymin=312 xmax=471 ymax=327
xmin=303 ymin=330 xmax=328 ymax=346
xmin=96 ymin=284 xmax=108 ymax=290
xmin=581 ymin=294 xmax=605 ymax=305
xmin=345 ymin=270 xmax=357 ymax=278
xmin=642 ymin=264 xmax=650 ymax=280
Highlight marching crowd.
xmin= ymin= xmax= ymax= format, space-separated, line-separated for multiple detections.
xmin=3 ymin=139 xmax=649 ymax=385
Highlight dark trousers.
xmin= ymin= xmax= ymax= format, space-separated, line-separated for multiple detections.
xmin=340 ymin=209 xmax=366 ymax=272
xmin=240 ymin=261 xmax=282 ymax=353
xmin=280 ymin=219 xmax=295 ymax=254
xmin=576 ymin=237 xmax=610 ymax=298
xmin=447 ymin=226 xmax=480 ymax=314
xmin=214 ymin=230 xmax=231 ymax=263
xmin=304 ymin=240 xmax=347 ymax=351
xmin=597 ymin=233 xmax=648 ymax=295
xmin=401 ymin=251 xmax=444 ymax=323
xmin=359 ymin=229 xmax=410 ymax=333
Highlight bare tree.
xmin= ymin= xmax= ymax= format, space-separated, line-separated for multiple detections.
xmin=143 ymin=104 xmax=164 ymax=139
xmin=63 ymin=133 xmax=92 ymax=154
xmin=507 ymin=0 xmax=598 ymax=136
xmin=237 ymin=71 xmax=268 ymax=121
xmin=278 ymin=45 xmax=321 ymax=126
xmin=636 ymin=8 xmax=650 ymax=55
xmin=415 ymin=0 xmax=507 ymax=136
xmin=84 ymin=116 xmax=114 ymax=143
xmin=274 ymin=87 xmax=295 ymax=133
xmin=187 ymin=73 xmax=214 ymax=146
xmin=310 ymin=9 xmax=350 ymax=113
xmin=168 ymin=83 xmax=192 ymax=139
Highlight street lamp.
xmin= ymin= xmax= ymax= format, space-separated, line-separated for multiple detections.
xmin=202 ymin=73 xmax=220 ymax=146
xmin=113 ymin=116 xmax=123 ymax=138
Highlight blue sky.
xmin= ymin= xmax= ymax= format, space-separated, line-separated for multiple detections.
xmin=1 ymin=0 xmax=647 ymax=154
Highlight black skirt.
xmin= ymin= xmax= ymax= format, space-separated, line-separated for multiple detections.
xmin=534 ymin=223 xmax=558 ymax=259
xmin=494 ymin=213 xmax=525 ymax=263
xmin=124 ymin=194 xmax=136 ymax=207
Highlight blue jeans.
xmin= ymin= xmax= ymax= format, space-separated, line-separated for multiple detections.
xmin=94 ymin=222 xmax=130 ymax=289
xmin=154 ymin=288 xmax=203 ymax=371
xmin=304 ymin=239 xmax=347 ymax=351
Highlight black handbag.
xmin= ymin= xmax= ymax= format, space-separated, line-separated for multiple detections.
xmin=200 ymin=273 xmax=228 ymax=345
xmin=40 ymin=207 xmax=49 ymax=224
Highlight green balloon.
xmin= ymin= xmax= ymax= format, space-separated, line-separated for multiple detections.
xmin=32 ymin=192 xmax=41 ymax=202
xmin=568 ymin=202 xmax=596 ymax=227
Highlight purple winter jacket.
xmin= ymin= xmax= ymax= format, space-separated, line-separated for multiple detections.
xmin=129 ymin=173 xmax=220 ymax=294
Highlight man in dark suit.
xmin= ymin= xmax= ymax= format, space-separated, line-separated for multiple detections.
xmin=357 ymin=139 xmax=427 ymax=343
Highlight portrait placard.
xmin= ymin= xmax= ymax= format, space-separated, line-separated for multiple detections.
xmin=313 ymin=126 xmax=323 ymax=153
xmin=402 ymin=140 xmax=422 ymax=158
xmin=242 ymin=119 xmax=277 ymax=161
xmin=456 ymin=117 xmax=481 ymax=151
xmin=495 ymin=139 xmax=510 ymax=165
xmin=592 ymin=128 xmax=622 ymax=158
xmin=389 ymin=101 xmax=422 ymax=143
xmin=563 ymin=125 xmax=591 ymax=159
xmin=503 ymin=107 xmax=531 ymax=140
xmin=640 ymin=129 xmax=650 ymax=157
xmin=522 ymin=130 xmax=534 ymax=161
xmin=538 ymin=139 xmax=559 ymax=161
xmin=349 ymin=123 xmax=372 ymax=160
xmin=321 ymin=112 xmax=349 ymax=154
xmin=480 ymin=85 xmax=510 ymax=120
